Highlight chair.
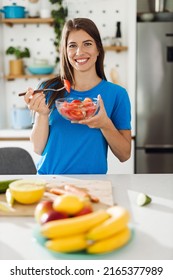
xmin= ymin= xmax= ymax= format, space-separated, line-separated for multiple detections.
xmin=0 ymin=147 xmax=37 ymax=174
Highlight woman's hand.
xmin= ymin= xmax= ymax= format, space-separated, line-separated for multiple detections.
xmin=79 ymin=94 xmax=131 ymax=162
xmin=78 ymin=95 xmax=109 ymax=128
xmin=24 ymin=88 xmax=50 ymax=116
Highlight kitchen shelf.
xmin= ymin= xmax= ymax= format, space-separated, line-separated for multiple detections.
xmin=0 ymin=18 xmax=54 ymax=27
xmin=104 ymin=46 xmax=128 ymax=52
xmin=5 ymin=74 xmax=57 ymax=81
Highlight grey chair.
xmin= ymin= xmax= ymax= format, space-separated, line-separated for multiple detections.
xmin=0 ymin=147 xmax=37 ymax=174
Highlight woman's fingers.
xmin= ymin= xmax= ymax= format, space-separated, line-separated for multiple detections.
xmin=28 ymin=93 xmax=45 ymax=110
xmin=78 ymin=95 xmax=108 ymax=129
xmin=24 ymin=88 xmax=34 ymax=104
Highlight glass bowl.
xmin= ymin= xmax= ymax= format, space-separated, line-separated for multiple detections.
xmin=55 ymin=97 xmax=99 ymax=121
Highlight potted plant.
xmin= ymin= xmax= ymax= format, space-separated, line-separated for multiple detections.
xmin=6 ymin=46 xmax=30 ymax=76
xmin=49 ymin=0 xmax=68 ymax=63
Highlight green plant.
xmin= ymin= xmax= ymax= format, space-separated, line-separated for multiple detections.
xmin=49 ymin=0 xmax=68 ymax=63
xmin=6 ymin=47 xmax=30 ymax=59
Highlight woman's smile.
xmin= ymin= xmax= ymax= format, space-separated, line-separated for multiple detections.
xmin=67 ymin=29 xmax=99 ymax=72
xmin=75 ymin=57 xmax=89 ymax=65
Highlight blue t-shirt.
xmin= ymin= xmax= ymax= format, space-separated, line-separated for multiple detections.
xmin=37 ymin=80 xmax=131 ymax=174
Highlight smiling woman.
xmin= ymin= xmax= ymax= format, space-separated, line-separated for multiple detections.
xmin=66 ymin=30 xmax=99 ymax=78
xmin=22 ymin=18 xmax=131 ymax=175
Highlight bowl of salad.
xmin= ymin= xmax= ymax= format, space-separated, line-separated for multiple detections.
xmin=55 ymin=97 xmax=99 ymax=121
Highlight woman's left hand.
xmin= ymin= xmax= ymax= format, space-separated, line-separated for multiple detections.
xmin=78 ymin=95 xmax=109 ymax=129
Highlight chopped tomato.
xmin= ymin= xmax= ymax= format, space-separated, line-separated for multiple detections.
xmin=63 ymin=79 xmax=71 ymax=93
xmin=68 ymin=109 xmax=86 ymax=121
xmin=83 ymin=97 xmax=92 ymax=103
xmin=71 ymin=99 xmax=83 ymax=105
xmin=59 ymin=97 xmax=97 ymax=121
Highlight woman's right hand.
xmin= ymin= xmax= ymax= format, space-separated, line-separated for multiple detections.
xmin=24 ymin=88 xmax=50 ymax=116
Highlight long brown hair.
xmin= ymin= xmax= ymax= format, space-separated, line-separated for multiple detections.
xmin=41 ymin=18 xmax=107 ymax=108
xmin=60 ymin=17 xmax=107 ymax=85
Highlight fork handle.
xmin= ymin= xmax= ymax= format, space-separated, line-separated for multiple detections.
xmin=18 ymin=90 xmax=43 ymax=96
xmin=18 ymin=86 xmax=65 ymax=96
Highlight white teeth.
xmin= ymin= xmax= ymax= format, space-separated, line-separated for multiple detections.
xmin=76 ymin=59 xmax=87 ymax=63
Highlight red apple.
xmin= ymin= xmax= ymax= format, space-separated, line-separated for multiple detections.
xmin=34 ymin=200 xmax=53 ymax=223
xmin=75 ymin=204 xmax=93 ymax=216
xmin=40 ymin=210 xmax=68 ymax=224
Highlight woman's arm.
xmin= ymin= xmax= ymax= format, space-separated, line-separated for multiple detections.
xmin=100 ymin=120 xmax=131 ymax=162
xmin=30 ymin=113 xmax=49 ymax=155
xmin=24 ymin=88 xmax=50 ymax=155
xmin=79 ymin=95 xmax=131 ymax=162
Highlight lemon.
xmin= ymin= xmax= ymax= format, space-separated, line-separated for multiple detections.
xmin=53 ymin=194 xmax=84 ymax=215
xmin=9 ymin=179 xmax=46 ymax=205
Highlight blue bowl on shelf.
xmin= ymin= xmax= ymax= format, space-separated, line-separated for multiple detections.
xmin=27 ymin=65 xmax=55 ymax=75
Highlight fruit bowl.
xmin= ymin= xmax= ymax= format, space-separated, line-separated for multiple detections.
xmin=55 ymin=97 xmax=99 ymax=121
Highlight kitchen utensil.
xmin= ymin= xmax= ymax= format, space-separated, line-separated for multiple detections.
xmin=18 ymin=86 xmax=66 ymax=97
xmin=148 ymin=0 xmax=166 ymax=12
xmin=27 ymin=65 xmax=54 ymax=75
xmin=40 ymin=9 xmax=51 ymax=18
xmin=110 ymin=68 xmax=122 ymax=85
xmin=139 ymin=13 xmax=155 ymax=22
xmin=0 ymin=3 xmax=27 ymax=19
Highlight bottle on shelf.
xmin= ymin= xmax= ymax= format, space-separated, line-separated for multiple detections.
xmin=114 ymin=21 xmax=122 ymax=46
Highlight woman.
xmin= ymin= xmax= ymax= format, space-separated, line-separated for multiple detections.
xmin=24 ymin=18 xmax=131 ymax=174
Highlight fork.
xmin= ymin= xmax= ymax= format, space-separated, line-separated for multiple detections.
xmin=18 ymin=86 xmax=65 ymax=96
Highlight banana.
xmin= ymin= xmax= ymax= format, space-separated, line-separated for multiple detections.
xmin=87 ymin=205 xmax=130 ymax=241
xmin=87 ymin=226 xmax=131 ymax=254
xmin=45 ymin=234 xmax=88 ymax=253
xmin=40 ymin=209 xmax=110 ymax=239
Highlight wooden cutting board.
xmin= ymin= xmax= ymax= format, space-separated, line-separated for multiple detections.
xmin=0 ymin=178 xmax=113 ymax=216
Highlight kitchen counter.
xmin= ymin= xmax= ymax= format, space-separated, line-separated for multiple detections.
xmin=0 ymin=129 xmax=31 ymax=140
xmin=0 ymin=174 xmax=172 ymax=260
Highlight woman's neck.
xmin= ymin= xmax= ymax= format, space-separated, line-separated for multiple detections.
xmin=72 ymin=71 xmax=102 ymax=91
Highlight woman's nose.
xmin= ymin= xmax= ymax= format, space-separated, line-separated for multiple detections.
xmin=76 ymin=45 xmax=84 ymax=55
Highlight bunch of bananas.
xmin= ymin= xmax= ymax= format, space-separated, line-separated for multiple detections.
xmin=40 ymin=205 xmax=131 ymax=254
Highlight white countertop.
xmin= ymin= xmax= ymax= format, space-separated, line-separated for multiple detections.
xmin=0 ymin=129 xmax=31 ymax=138
xmin=0 ymin=174 xmax=173 ymax=260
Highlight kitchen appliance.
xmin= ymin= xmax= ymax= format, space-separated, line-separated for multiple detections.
xmin=148 ymin=0 xmax=166 ymax=12
xmin=11 ymin=107 xmax=32 ymax=129
xmin=0 ymin=3 xmax=27 ymax=19
xmin=135 ymin=22 xmax=173 ymax=173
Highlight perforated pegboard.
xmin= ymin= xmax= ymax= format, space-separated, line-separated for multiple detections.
xmin=1 ymin=0 xmax=136 ymax=129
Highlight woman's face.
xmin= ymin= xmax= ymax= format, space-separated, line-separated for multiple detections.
xmin=66 ymin=29 xmax=99 ymax=74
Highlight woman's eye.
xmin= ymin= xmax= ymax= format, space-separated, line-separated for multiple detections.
xmin=84 ymin=42 xmax=92 ymax=47
xmin=68 ymin=44 xmax=77 ymax=48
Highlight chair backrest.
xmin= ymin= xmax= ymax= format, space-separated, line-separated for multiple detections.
xmin=0 ymin=147 xmax=37 ymax=174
